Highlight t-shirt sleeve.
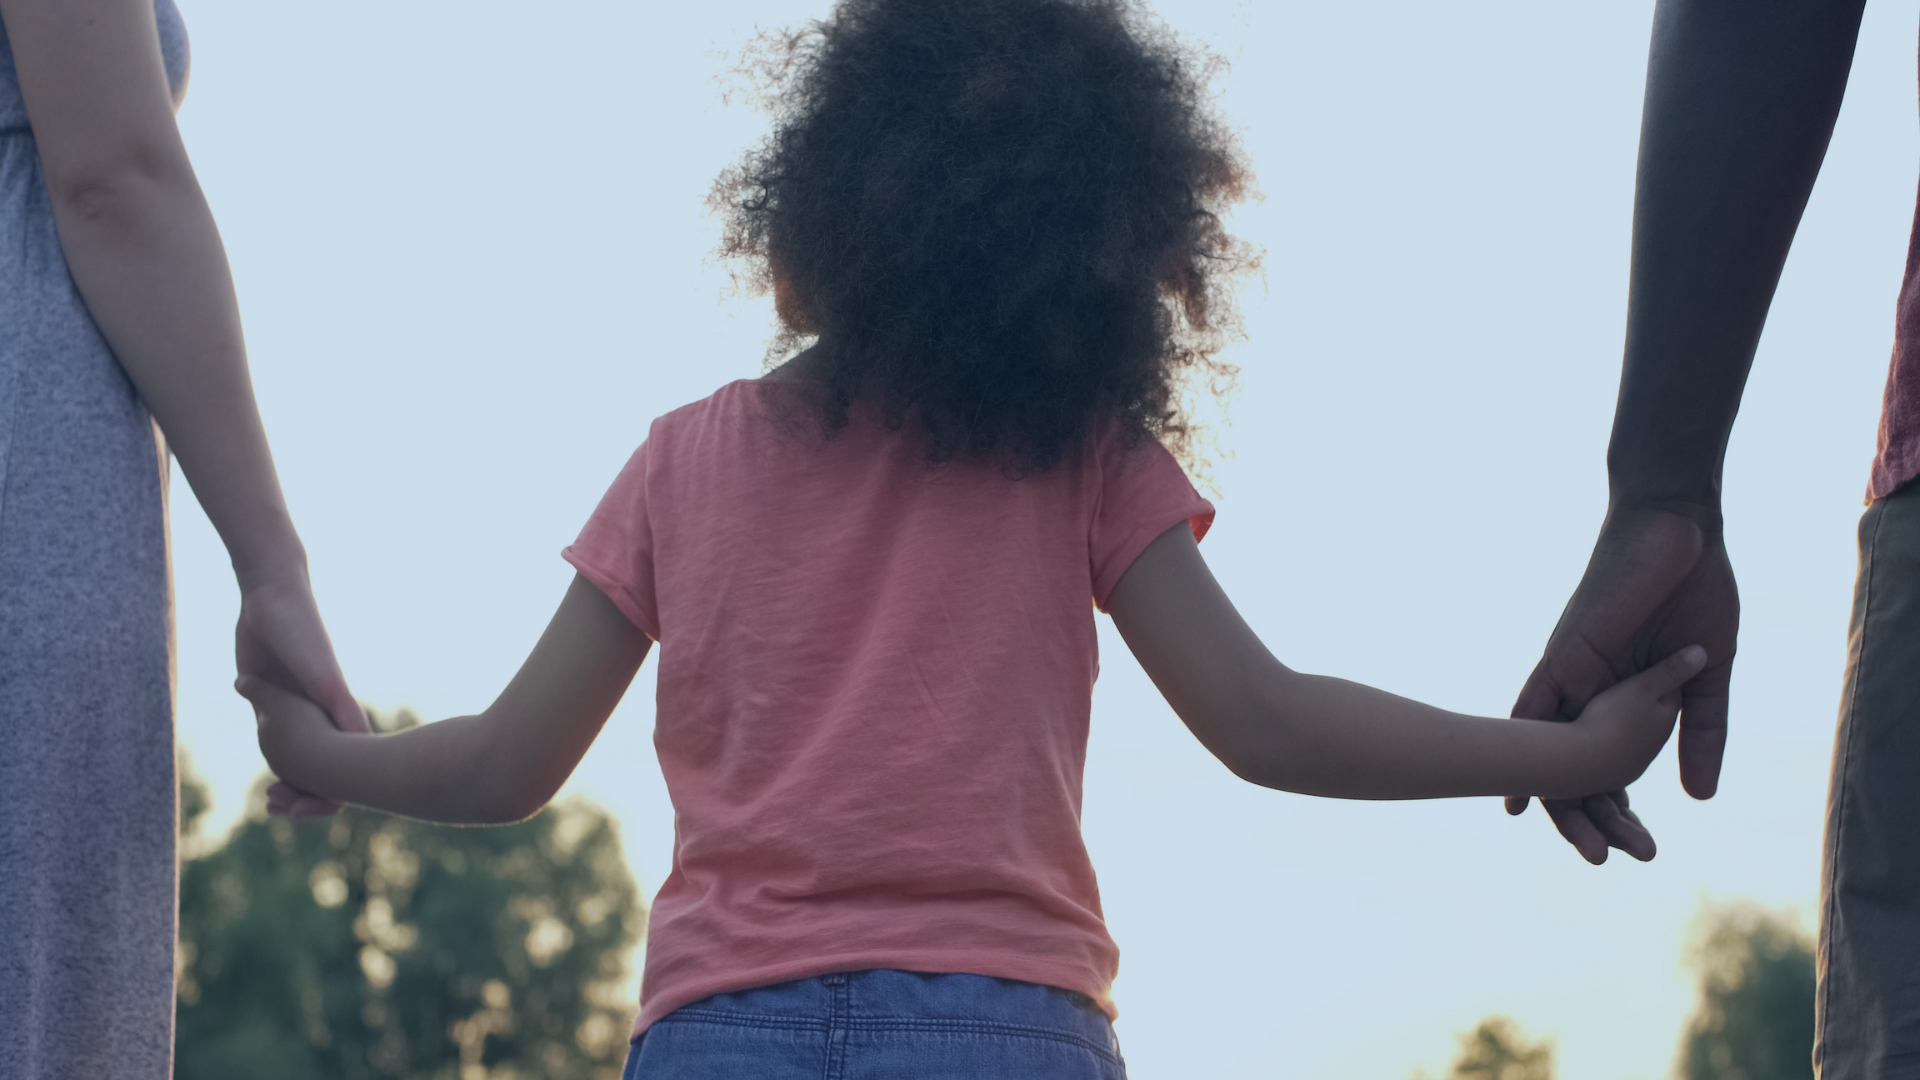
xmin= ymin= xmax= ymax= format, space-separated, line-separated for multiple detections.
xmin=562 ymin=437 xmax=662 ymax=640
xmin=1088 ymin=434 xmax=1215 ymax=611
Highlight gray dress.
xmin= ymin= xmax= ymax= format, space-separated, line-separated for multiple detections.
xmin=0 ymin=4 xmax=190 ymax=1076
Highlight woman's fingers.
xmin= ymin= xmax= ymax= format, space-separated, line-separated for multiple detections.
xmin=235 ymin=672 xmax=308 ymax=715
xmin=236 ymin=579 xmax=369 ymax=735
xmin=264 ymin=780 xmax=343 ymax=818
xmin=277 ymin=625 xmax=367 ymax=734
xmin=296 ymin=665 xmax=368 ymax=735
xmin=264 ymin=603 xmax=364 ymax=733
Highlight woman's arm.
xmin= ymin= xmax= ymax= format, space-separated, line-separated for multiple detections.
xmin=1 ymin=0 xmax=363 ymax=754
xmin=244 ymin=574 xmax=654 ymax=824
xmin=1106 ymin=523 xmax=1704 ymax=801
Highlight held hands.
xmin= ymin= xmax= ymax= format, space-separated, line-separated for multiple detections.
xmin=1562 ymin=644 xmax=1708 ymax=795
xmin=237 ymin=673 xmax=350 ymax=805
xmin=1510 ymin=506 xmax=1739 ymax=863
xmin=234 ymin=572 xmax=368 ymax=818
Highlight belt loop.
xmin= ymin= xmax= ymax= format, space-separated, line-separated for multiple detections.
xmin=824 ymin=972 xmax=851 ymax=1080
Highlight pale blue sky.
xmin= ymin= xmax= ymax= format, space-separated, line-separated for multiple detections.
xmin=168 ymin=0 xmax=1916 ymax=1076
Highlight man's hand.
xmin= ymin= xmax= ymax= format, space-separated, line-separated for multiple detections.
xmin=1508 ymin=505 xmax=1739 ymax=863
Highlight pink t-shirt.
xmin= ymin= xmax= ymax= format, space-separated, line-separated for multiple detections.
xmin=562 ymin=380 xmax=1213 ymax=1036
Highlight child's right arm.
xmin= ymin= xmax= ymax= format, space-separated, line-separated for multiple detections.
xmin=239 ymin=574 xmax=653 ymax=824
xmin=1106 ymin=523 xmax=1706 ymax=802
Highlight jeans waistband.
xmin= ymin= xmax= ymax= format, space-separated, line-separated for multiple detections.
xmin=659 ymin=969 xmax=1119 ymax=1060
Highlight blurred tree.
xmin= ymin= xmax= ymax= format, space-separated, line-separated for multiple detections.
xmin=1676 ymin=904 xmax=1815 ymax=1080
xmin=1410 ymin=1016 xmax=1556 ymax=1080
xmin=180 ymin=752 xmax=211 ymax=837
xmin=1448 ymin=1018 xmax=1556 ymax=1080
xmin=175 ymin=709 xmax=643 ymax=1080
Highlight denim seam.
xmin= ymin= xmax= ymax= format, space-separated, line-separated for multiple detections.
xmin=841 ymin=1018 xmax=1119 ymax=1061
xmin=1819 ymin=498 xmax=1887 ymax=1074
xmin=653 ymin=1011 xmax=1118 ymax=1064
xmin=825 ymin=974 xmax=850 ymax=1080
xmin=663 ymin=1010 xmax=831 ymax=1033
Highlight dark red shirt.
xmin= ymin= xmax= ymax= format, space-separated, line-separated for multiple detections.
xmin=1872 ymin=39 xmax=1920 ymax=500
xmin=1873 ymin=186 xmax=1920 ymax=499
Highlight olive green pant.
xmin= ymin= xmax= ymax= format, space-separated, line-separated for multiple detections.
xmin=1818 ymin=481 xmax=1920 ymax=1078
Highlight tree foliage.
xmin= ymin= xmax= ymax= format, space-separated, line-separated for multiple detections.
xmin=1449 ymin=1018 xmax=1556 ymax=1080
xmin=1412 ymin=1016 xmax=1556 ymax=1080
xmin=175 ymin=715 xmax=644 ymax=1080
xmin=1676 ymin=904 xmax=1815 ymax=1080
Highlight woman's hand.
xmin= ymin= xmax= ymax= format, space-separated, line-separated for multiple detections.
xmin=235 ymin=571 xmax=366 ymax=817
xmin=243 ymin=574 xmax=651 ymax=826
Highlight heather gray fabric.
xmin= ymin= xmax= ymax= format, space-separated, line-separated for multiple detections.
xmin=1817 ymin=481 xmax=1920 ymax=1078
xmin=0 ymin=5 xmax=188 ymax=1077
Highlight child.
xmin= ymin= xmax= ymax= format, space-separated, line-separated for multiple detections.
xmin=243 ymin=0 xmax=1705 ymax=1076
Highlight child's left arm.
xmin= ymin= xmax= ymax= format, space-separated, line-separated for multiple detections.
xmin=239 ymin=573 xmax=652 ymax=824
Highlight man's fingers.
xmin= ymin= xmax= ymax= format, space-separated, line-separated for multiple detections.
xmin=1510 ymin=666 xmax=1565 ymax=724
xmin=1583 ymin=791 xmax=1656 ymax=862
xmin=1542 ymin=799 xmax=1610 ymax=865
xmin=1677 ymin=664 xmax=1732 ymax=800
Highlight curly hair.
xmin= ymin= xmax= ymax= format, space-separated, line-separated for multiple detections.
xmin=715 ymin=0 xmax=1254 ymax=474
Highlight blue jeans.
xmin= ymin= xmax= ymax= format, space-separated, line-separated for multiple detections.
xmin=621 ymin=969 xmax=1127 ymax=1079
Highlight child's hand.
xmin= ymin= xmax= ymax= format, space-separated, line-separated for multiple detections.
xmin=237 ymin=674 xmax=352 ymax=809
xmin=1567 ymin=645 xmax=1709 ymax=792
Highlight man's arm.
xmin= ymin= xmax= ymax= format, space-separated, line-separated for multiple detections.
xmin=1514 ymin=0 xmax=1866 ymax=863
